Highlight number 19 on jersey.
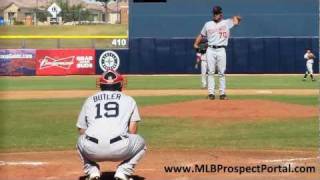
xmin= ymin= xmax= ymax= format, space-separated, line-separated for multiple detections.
xmin=95 ymin=102 xmax=119 ymax=119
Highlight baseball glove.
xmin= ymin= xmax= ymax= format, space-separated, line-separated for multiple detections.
xmin=308 ymin=53 xmax=315 ymax=59
xmin=196 ymin=42 xmax=208 ymax=54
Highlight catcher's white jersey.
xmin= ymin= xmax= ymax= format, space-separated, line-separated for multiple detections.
xmin=76 ymin=90 xmax=146 ymax=178
xmin=201 ymin=19 xmax=234 ymax=46
xmin=77 ymin=91 xmax=141 ymax=139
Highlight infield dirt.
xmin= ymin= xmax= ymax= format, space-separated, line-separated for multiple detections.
xmin=0 ymin=149 xmax=318 ymax=180
xmin=140 ymin=99 xmax=317 ymax=120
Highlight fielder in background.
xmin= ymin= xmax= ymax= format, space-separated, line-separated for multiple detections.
xmin=303 ymin=49 xmax=316 ymax=81
xmin=194 ymin=5 xmax=241 ymax=100
xmin=195 ymin=38 xmax=208 ymax=89
xmin=76 ymin=70 xmax=146 ymax=180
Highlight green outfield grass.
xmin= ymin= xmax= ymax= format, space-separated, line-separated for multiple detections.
xmin=0 ymin=24 xmax=128 ymax=49
xmin=0 ymin=75 xmax=318 ymax=91
xmin=0 ymin=38 xmax=121 ymax=49
xmin=136 ymin=94 xmax=319 ymax=106
xmin=0 ymin=25 xmax=127 ymax=36
xmin=142 ymin=117 xmax=317 ymax=150
xmin=0 ymin=95 xmax=317 ymax=152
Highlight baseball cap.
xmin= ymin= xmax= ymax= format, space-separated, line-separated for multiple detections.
xmin=212 ymin=6 xmax=222 ymax=15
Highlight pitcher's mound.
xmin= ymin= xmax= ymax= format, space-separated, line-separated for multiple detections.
xmin=140 ymin=99 xmax=317 ymax=120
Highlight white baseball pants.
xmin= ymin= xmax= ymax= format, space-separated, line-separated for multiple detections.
xmin=306 ymin=60 xmax=314 ymax=74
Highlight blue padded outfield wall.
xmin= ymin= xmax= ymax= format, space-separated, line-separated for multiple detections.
xmin=96 ymin=37 xmax=318 ymax=74
xmin=123 ymin=0 xmax=319 ymax=74
xmin=129 ymin=0 xmax=318 ymax=38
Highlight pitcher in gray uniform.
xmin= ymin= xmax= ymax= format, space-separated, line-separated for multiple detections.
xmin=76 ymin=70 xmax=146 ymax=180
xmin=194 ymin=6 xmax=241 ymax=100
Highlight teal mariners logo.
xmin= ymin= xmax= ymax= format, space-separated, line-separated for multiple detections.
xmin=99 ymin=51 xmax=120 ymax=71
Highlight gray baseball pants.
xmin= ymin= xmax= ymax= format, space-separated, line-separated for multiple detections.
xmin=77 ymin=133 xmax=146 ymax=177
xmin=206 ymin=47 xmax=226 ymax=95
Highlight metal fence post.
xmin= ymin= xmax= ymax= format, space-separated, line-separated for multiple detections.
xmin=57 ymin=39 xmax=61 ymax=48
xmin=91 ymin=39 xmax=96 ymax=49
xmin=21 ymin=39 xmax=26 ymax=49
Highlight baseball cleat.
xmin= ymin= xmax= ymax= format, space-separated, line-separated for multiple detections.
xmin=91 ymin=177 xmax=100 ymax=180
xmin=219 ymin=94 xmax=228 ymax=100
xmin=114 ymin=171 xmax=131 ymax=180
xmin=312 ymin=79 xmax=316 ymax=81
xmin=85 ymin=176 xmax=100 ymax=180
xmin=208 ymin=94 xmax=215 ymax=100
xmin=302 ymin=78 xmax=306 ymax=81
xmin=87 ymin=172 xmax=100 ymax=180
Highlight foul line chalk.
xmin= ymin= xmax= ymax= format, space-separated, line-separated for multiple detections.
xmin=262 ymin=157 xmax=317 ymax=163
xmin=256 ymin=90 xmax=273 ymax=94
xmin=0 ymin=161 xmax=47 ymax=166
xmin=137 ymin=168 xmax=156 ymax=171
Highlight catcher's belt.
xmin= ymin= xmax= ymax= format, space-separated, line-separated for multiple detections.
xmin=85 ymin=135 xmax=128 ymax=144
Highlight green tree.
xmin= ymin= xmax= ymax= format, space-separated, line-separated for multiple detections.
xmin=37 ymin=10 xmax=50 ymax=22
xmin=55 ymin=0 xmax=92 ymax=23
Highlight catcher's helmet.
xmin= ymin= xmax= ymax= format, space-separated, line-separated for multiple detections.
xmin=98 ymin=70 xmax=124 ymax=91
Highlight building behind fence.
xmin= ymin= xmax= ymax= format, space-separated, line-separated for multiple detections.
xmin=0 ymin=0 xmax=128 ymax=25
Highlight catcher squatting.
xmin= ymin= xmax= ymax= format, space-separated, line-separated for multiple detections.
xmin=75 ymin=5 xmax=245 ymax=180
xmin=76 ymin=70 xmax=146 ymax=180
xmin=194 ymin=5 xmax=241 ymax=100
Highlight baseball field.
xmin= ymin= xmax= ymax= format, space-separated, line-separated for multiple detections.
xmin=0 ymin=74 xmax=318 ymax=180
xmin=0 ymin=24 xmax=128 ymax=49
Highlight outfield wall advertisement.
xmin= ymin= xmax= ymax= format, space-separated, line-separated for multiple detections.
xmin=95 ymin=50 xmax=129 ymax=74
xmin=0 ymin=49 xmax=36 ymax=76
xmin=36 ymin=49 xmax=96 ymax=75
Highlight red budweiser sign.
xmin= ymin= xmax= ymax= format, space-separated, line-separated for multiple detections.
xmin=39 ymin=56 xmax=75 ymax=69
xmin=36 ymin=49 xmax=95 ymax=75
